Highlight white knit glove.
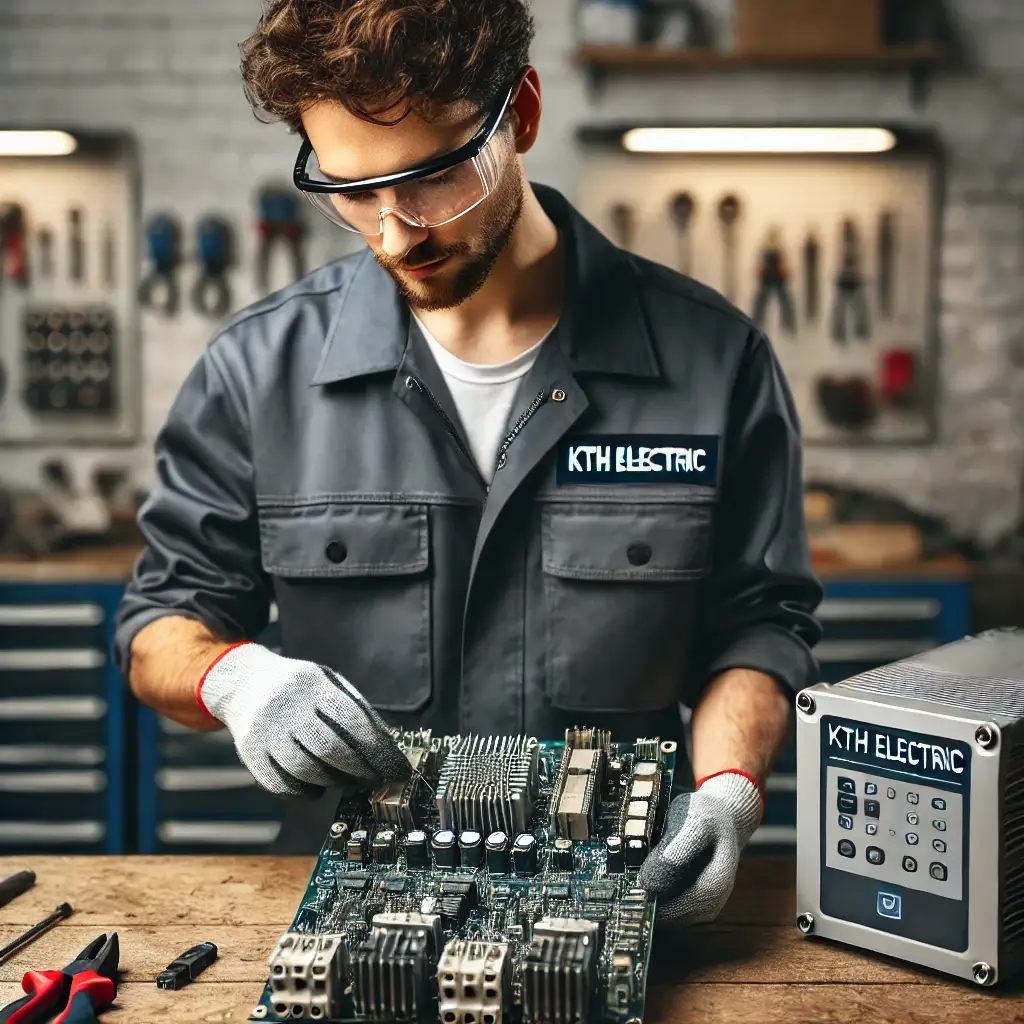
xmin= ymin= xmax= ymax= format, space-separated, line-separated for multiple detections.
xmin=637 ymin=770 xmax=763 ymax=923
xmin=196 ymin=642 xmax=411 ymax=798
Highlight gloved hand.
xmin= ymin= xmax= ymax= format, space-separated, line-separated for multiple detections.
xmin=196 ymin=641 xmax=412 ymax=798
xmin=637 ymin=769 xmax=763 ymax=924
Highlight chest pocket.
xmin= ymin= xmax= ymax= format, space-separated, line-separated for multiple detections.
xmin=541 ymin=501 xmax=712 ymax=713
xmin=259 ymin=501 xmax=431 ymax=712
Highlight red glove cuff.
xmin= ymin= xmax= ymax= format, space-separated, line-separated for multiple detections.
xmin=195 ymin=640 xmax=253 ymax=719
xmin=696 ymin=768 xmax=766 ymax=814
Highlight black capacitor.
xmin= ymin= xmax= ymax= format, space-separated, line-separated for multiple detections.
xmin=405 ymin=830 xmax=429 ymax=868
xmin=328 ymin=821 xmax=349 ymax=855
xmin=624 ymin=836 xmax=648 ymax=869
xmin=512 ymin=833 xmax=538 ymax=876
xmin=458 ymin=829 xmax=484 ymax=869
xmin=347 ymin=829 xmax=369 ymax=863
xmin=605 ymin=835 xmax=625 ymax=874
xmin=432 ymin=829 xmax=459 ymax=869
xmin=485 ymin=831 xmax=511 ymax=873
xmin=551 ymin=837 xmax=574 ymax=872
xmin=372 ymin=829 xmax=396 ymax=865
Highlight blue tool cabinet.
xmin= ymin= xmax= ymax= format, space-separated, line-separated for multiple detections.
xmin=0 ymin=580 xmax=127 ymax=854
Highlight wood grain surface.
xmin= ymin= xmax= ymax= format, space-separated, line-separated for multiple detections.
xmin=0 ymin=855 xmax=1021 ymax=1022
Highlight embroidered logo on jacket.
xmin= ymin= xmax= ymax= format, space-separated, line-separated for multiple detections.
xmin=557 ymin=434 xmax=719 ymax=485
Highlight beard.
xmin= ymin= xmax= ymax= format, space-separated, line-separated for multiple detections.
xmin=373 ymin=169 xmax=525 ymax=311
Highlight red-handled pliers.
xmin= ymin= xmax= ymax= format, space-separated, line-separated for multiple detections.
xmin=0 ymin=933 xmax=119 ymax=1024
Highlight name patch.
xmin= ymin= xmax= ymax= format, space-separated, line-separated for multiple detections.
xmin=557 ymin=434 xmax=719 ymax=485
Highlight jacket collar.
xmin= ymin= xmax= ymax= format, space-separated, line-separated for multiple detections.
xmin=311 ymin=183 xmax=660 ymax=385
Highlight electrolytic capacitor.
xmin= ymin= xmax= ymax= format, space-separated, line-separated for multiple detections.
xmin=551 ymin=837 xmax=574 ymax=872
xmin=372 ymin=829 xmax=396 ymax=865
xmin=458 ymin=829 xmax=484 ymax=869
xmin=605 ymin=835 xmax=626 ymax=874
xmin=512 ymin=833 xmax=538 ymax=876
xmin=432 ymin=829 xmax=459 ymax=869
xmin=405 ymin=830 xmax=429 ymax=868
xmin=347 ymin=829 xmax=369 ymax=863
xmin=485 ymin=831 xmax=510 ymax=873
xmin=328 ymin=821 xmax=349 ymax=855
xmin=625 ymin=836 xmax=649 ymax=869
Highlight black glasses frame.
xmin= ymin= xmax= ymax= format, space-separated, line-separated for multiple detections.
xmin=293 ymin=71 xmax=526 ymax=196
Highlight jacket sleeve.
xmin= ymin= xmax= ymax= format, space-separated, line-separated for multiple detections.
xmin=689 ymin=329 xmax=823 ymax=699
xmin=113 ymin=335 xmax=272 ymax=680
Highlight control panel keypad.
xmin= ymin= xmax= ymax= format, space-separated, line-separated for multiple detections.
xmin=825 ymin=766 xmax=962 ymax=899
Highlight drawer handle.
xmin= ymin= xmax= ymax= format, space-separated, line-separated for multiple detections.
xmin=0 ymin=745 xmax=104 ymax=766
xmin=0 ymin=770 xmax=106 ymax=792
xmin=816 ymin=640 xmax=936 ymax=662
xmin=157 ymin=821 xmax=281 ymax=845
xmin=0 ymin=604 xmax=104 ymax=627
xmin=0 ymin=697 xmax=106 ymax=720
xmin=156 ymin=768 xmax=256 ymax=791
xmin=817 ymin=598 xmax=941 ymax=622
xmin=748 ymin=825 xmax=796 ymax=845
xmin=0 ymin=821 xmax=105 ymax=843
xmin=0 ymin=649 xmax=106 ymax=670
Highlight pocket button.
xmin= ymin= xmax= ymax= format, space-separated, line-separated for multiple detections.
xmin=325 ymin=540 xmax=348 ymax=564
xmin=626 ymin=543 xmax=652 ymax=566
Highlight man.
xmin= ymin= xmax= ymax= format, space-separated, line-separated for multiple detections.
xmin=116 ymin=0 xmax=822 ymax=925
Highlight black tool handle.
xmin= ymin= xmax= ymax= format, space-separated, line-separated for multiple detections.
xmin=0 ymin=870 xmax=35 ymax=909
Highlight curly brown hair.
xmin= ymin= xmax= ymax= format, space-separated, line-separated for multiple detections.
xmin=240 ymin=0 xmax=535 ymax=131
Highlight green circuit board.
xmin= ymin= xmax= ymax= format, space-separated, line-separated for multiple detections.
xmin=250 ymin=727 xmax=676 ymax=1024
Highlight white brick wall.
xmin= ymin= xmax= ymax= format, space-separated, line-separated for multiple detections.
xmin=1 ymin=0 xmax=1023 ymax=543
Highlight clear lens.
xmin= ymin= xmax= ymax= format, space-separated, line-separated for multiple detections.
xmin=302 ymin=129 xmax=511 ymax=235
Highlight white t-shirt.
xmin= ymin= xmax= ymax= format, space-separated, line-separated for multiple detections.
xmin=414 ymin=315 xmax=554 ymax=484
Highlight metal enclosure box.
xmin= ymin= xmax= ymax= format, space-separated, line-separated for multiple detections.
xmin=795 ymin=629 xmax=1024 ymax=986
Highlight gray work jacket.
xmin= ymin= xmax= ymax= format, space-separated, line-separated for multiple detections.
xmin=115 ymin=185 xmax=822 ymax=851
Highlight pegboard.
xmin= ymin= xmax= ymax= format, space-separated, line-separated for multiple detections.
xmin=575 ymin=127 xmax=942 ymax=445
xmin=0 ymin=132 xmax=140 ymax=445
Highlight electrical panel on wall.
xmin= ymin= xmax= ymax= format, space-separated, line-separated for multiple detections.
xmin=576 ymin=126 xmax=942 ymax=445
xmin=0 ymin=130 xmax=139 ymax=445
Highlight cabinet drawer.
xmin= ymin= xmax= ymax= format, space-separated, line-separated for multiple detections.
xmin=154 ymin=819 xmax=282 ymax=850
xmin=0 ymin=650 xmax=107 ymax=698
xmin=0 ymin=602 xmax=105 ymax=650
xmin=0 ymin=818 xmax=107 ymax=854
xmin=0 ymin=777 xmax=108 ymax=820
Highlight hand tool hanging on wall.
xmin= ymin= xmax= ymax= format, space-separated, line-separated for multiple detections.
xmin=831 ymin=219 xmax=870 ymax=343
xmin=803 ymin=231 xmax=820 ymax=321
xmin=0 ymin=931 xmax=118 ymax=1024
xmin=0 ymin=204 xmax=29 ymax=288
xmin=879 ymin=348 xmax=918 ymax=408
xmin=716 ymin=194 xmax=741 ymax=303
xmin=256 ymin=186 xmax=306 ymax=294
xmin=752 ymin=228 xmax=796 ymax=335
xmin=608 ymin=202 xmax=635 ymax=250
xmin=101 ymin=222 xmax=116 ymax=291
xmin=816 ymin=374 xmax=876 ymax=431
xmin=191 ymin=215 xmax=233 ymax=318
xmin=67 ymin=208 xmax=84 ymax=284
xmin=37 ymin=228 xmax=54 ymax=281
xmin=877 ymin=211 xmax=896 ymax=319
xmin=138 ymin=213 xmax=182 ymax=317
xmin=668 ymin=192 xmax=695 ymax=275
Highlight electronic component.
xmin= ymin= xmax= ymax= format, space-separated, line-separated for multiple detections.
xmin=267 ymin=933 xmax=346 ymax=1020
xmin=352 ymin=926 xmax=431 ymax=1021
xmin=432 ymin=829 xmax=459 ymax=869
xmin=625 ymin=837 xmax=648 ymax=869
xmin=370 ymin=734 xmax=440 ymax=830
xmin=155 ymin=941 xmax=218 ymax=990
xmin=512 ymin=833 xmax=538 ymax=876
xmin=371 ymin=829 xmax=396 ymax=865
xmin=405 ymin=830 xmax=429 ymax=868
xmin=438 ymin=940 xmax=511 ymax=1024
xmin=550 ymin=837 xmax=574 ymax=872
xmin=605 ymin=835 xmax=625 ymax=874
xmin=458 ymin=829 xmax=484 ymax=868
xmin=485 ymin=831 xmax=510 ymax=873
xmin=618 ymin=754 xmax=663 ymax=848
xmin=436 ymin=734 xmax=540 ymax=835
xmin=347 ymin=829 xmax=369 ymax=864
xmin=522 ymin=919 xmax=599 ymax=1024
xmin=550 ymin=729 xmax=606 ymax=840
xmin=328 ymin=821 xmax=349 ymax=854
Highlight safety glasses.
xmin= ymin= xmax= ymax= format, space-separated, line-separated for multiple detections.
xmin=293 ymin=73 xmax=523 ymax=236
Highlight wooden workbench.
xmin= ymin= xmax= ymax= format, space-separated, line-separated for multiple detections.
xmin=1 ymin=856 xmax=1021 ymax=1023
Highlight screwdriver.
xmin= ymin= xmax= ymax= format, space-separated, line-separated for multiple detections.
xmin=0 ymin=871 xmax=34 ymax=909
xmin=0 ymin=903 xmax=73 ymax=965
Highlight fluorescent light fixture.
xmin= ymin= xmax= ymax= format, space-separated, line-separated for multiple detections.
xmin=621 ymin=127 xmax=897 ymax=154
xmin=0 ymin=131 xmax=78 ymax=157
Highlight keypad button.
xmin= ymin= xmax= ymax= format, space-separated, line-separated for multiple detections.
xmin=932 ymin=797 xmax=946 ymax=810
xmin=838 ymin=839 xmax=856 ymax=858
xmin=838 ymin=794 xmax=858 ymax=814
xmin=933 ymin=819 xmax=946 ymax=832
xmin=907 ymin=813 xmax=919 ymax=825
xmin=906 ymin=833 xmax=919 ymax=846
xmin=887 ymin=787 xmax=896 ymax=800
xmin=864 ymin=800 xmax=880 ymax=819
xmin=866 ymin=823 xmax=878 ymax=836
xmin=930 ymin=862 xmax=948 ymax=881
xmin=866 ymin=846 xmax=885 ymax=866
xmin=865 ymin=783 xmax=878 ymax=796
xmin=907 ymin=792 xmax=919 ymax=805
xmin=903 ymin=855 xmax=918 ymax=872
xmin=838 ymin=777 xmax=856 ymax=794
xmin=932 ymin=839 xmax=946 ymax=853
xmin=838 ymin=814 xmax=854 ymax=830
